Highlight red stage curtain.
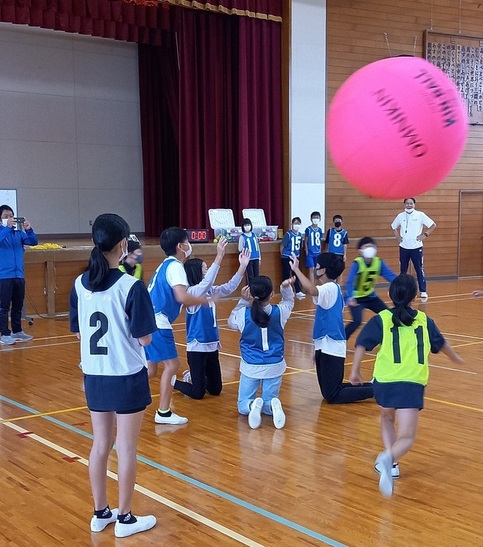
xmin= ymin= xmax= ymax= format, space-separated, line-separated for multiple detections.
xmin=124 ymin=0 xmax=282 ymax=21
xmin=139 ymin=7 xmax=282 ymax=234
xmin=139 ymin=35 xmax=180 ymax=235
xmin=0 ymin=0 xmax=170 ymax=44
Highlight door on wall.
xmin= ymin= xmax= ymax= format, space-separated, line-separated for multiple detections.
xmin=458 ymin=191 xmax=483 ymax=277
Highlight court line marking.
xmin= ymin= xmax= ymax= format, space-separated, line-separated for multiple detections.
xmin=0 ymin=395 xmax=347 ymax=547
xmin=0 ymin=415 xmax=264 ymax=547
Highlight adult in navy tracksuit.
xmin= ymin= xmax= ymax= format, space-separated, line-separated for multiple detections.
xmin=0 ymin=205 xmax=38 ymax=345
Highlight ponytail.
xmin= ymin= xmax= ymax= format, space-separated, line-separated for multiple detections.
xmin=389 ymin=274 xmax=418 ymax=326
xmin=249 ymin=276 xmax=273 ymax=328
xmin=88 ymin=246 xmax=111 ymax=291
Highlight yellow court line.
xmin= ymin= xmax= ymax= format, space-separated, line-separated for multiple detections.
xmin=425 ymin=397 xmax=483 ymax=413
xmin=0 ymin=405 xmax=88 ymax=424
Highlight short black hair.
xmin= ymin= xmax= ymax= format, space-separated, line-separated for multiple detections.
xmin=160 ymin=227 xmax=189 ymax=256
xmin=310 ymin=211 xmax=321 ymax=218
xmin=0 ymin=204 xmax=14 ymax=216
xmin=291 ymin=217 xmax=302 ymax=224
xmin=184 ymin=258 xmax=204 ymax=286
xmin=316 ymin=252 xmax=345 ymax=280
xmin=404 ymin=197 xmax=416 ymax=204
xmin=333 ymin=214 xmax=343 ymax=222
xmin=357 ymin=236 xmax=376 ymax=249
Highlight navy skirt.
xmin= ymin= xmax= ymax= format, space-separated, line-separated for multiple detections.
xmin=84 ymin=366 xmax=152 ymax=413
xmin=373 ymin=380 xmax=425 ymax=410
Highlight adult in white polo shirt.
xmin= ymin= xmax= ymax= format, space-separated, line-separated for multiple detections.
xmin=391 ymin=197 xmax=436 ymax=300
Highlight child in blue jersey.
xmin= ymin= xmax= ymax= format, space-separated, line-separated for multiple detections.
xmin=345 ymin=237 xmax=397 ymax=341
xmin=280 ymin=216 xmax=305 ymax=298
xmin=146 ymin=227 xmax=217 ymax=425
xmin=350 ymin=274 xmax=463 ymax=497
xmin=172 ymin=247 xmax=251 ymax=399
xmin=69 ymin=213 xmax=157 ymax=538
xmin=304 ymin=211 xmax=324 ymax=283
xmin=324 ymin=214 xmax=349 ymax=261
xmin=0 ymin=204 xmax=38 ymax=345
xmin=238 ymin=218 xmax=260 ymax=286
xmin=228 ymin=275 xmax=295 ymax=429
xmin=289 ymin=252 xmax=373 ymax=403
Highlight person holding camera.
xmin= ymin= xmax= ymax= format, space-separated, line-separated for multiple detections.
xmin=0 ymin=204 xmax=38 ymax=345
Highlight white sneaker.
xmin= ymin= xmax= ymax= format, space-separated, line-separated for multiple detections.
xmin=182 ymin=370 xmax=192 ymax=383
xmin=11 ymin=331 xmax=33 ymax=342
xmin=295 ymin=291 xmax=306 ymax=300
xmin=375 ymin=451 xmax=394 ymax=497
xmin=248 ymin=397 xmax=263 ymax=429
xmin=271 ymin=398 xmax=286 ymax=429
xmin=90 ymin=507 xmax=118 ymax=532
xmin=420 ymin=292 xmax=428 ymax=299
xmin=0 ymin=335 xmax=16 ymax=345
xmin=375 ymin=461 xmax=400 ymax=479
xmin=114 ymin=514 xmax=156 ymax=538
xmin=154 ymin=410 xmax=188 ymax=425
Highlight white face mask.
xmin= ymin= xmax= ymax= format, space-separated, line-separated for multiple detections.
xmin=292 ymin=224 xmax=301 ymax=232
xmin=1 ymin=218 xmax=9 ymax=227
xmin=311 ymin=218 xmax=320 ymax=225
xmin=119 ymin=241 xmax=128 ymax=262
xmin=361 ymin=247 xmax=377 ymax=260
xmin=183 ymin=242 xmax=192 ymax=258
xmin=405 ymin=207 xmax=414 ymax=213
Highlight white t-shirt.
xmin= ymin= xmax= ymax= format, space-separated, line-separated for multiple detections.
xmin=391 ymin=210 xmax=435 ymax=249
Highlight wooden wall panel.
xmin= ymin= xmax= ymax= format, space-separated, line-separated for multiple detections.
xmin=326 ymin=0 xmax=483 ymax=279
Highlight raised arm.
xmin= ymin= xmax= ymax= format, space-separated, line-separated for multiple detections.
xmin=288 ymin=253 xmax=318 ymax=297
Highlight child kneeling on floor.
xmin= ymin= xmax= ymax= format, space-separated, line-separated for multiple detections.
xmin=228 ymin=275 xmax=294 ymax=429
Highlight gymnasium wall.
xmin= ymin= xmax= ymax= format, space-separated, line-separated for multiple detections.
xmin=0 ymin=22 xmax=144 ymax=235
xmin=325 ymin=0 xmax=483 ymax=278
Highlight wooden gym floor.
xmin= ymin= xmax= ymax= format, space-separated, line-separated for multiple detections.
xmin=0 ymin=278 xmax=482 ymax=546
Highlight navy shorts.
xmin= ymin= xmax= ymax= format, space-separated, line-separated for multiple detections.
xmin=85 ymin=366 xmax=152 ymax=413
xmin=373 ymin=380 xmax=425 ymax=410
xmin=144 ymin=328 xmax=178 ymax=363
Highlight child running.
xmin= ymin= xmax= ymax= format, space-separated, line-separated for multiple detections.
xmin=228 ymin=275 xmax=295 ymax=429
xmin=172 ymin=248 xmax=251 ymax=399
xmin=350 ymin=274 xmax=463 ymax=497
xmin=69 ymin=213 xmax=157 ymax=538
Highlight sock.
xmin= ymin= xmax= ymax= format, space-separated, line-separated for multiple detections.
xmin=94 ymin=506 xmax=112 ymax=518
xmin=158 ymin=408 xmax=172 ymax=417
xmin=118 ymin=512 xmax=137 ymax=524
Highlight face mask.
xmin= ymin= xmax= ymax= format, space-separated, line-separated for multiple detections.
xmin=183 ymin=242 xmax=192 ymax=258
xmin=292 ymin=224 xmax=301 ymax=232
xmin=334 ymin=221 xmax=342 ymax=228
xmin=361 ymin=247 xmax=377 ymax=260
xmin=405 ymin=207 xmax=414 ymax=213
xmin=136 ymin=254 xmax=144 ymax=264
xmin=119 ymin=241 xmax=128 ymax=263
xmin=311 ymin=218 xmax=320 ymax=225
xmin=1 ymin=218 xmax=9 ymax=227
xmin=243 ymin=225 xmax=251 ymax=232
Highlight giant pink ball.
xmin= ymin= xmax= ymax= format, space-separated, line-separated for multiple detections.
xmin=327 ymin=56 xmax=469 ymax=199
